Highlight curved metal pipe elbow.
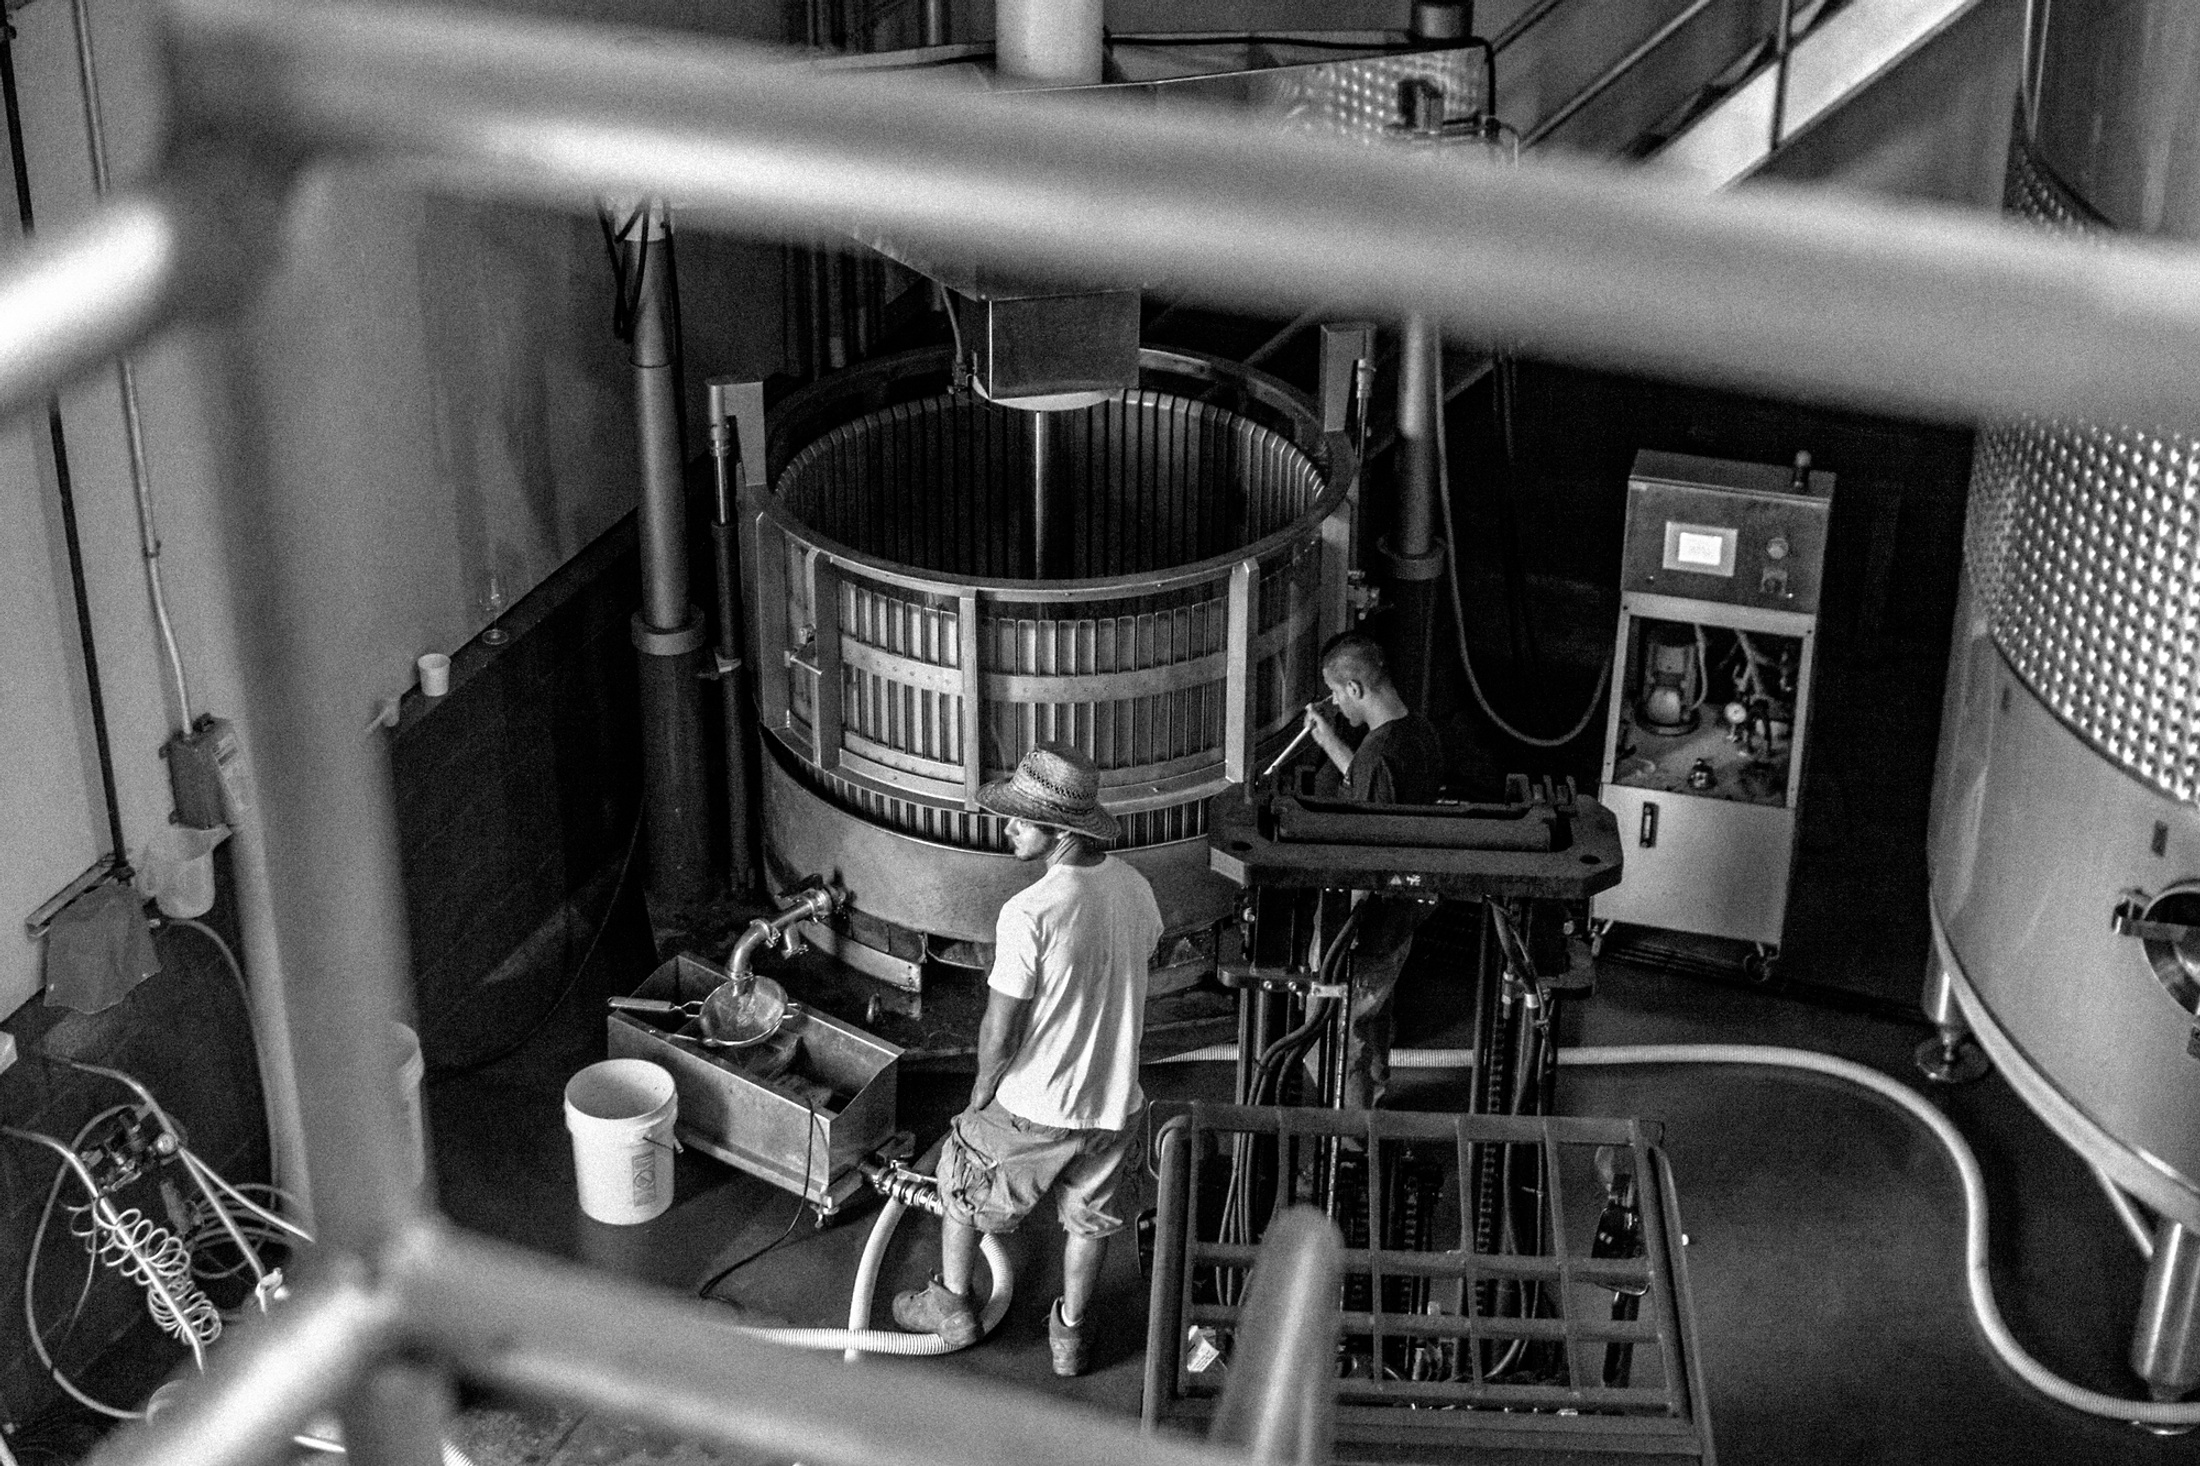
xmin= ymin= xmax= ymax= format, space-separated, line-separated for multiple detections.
xmin=729 ymin=884 xmax=842 ymax=982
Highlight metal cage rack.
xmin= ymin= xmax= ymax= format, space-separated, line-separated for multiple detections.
xmin=1145 ymin=1104 xmax=1715 ymax=1464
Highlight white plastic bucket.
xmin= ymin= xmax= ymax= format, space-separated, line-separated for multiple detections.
xmin=563 ymin=1059 xmax=679 ymax=1224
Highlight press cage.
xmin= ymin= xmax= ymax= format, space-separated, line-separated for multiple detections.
xmin=749 ymin=348 xmax=1352 ymax=949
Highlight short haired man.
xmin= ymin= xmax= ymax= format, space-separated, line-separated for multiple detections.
xmin=892 ymin=745 xmax=1163 ymax=1376
xmin=1303 ymin=631 xmax=1445 ymax=1108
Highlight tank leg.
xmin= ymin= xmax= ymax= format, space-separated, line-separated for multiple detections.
xmin=1914 ymin=956 xmax=1990 ymax=1085
xmin=2133 ymin=1220 xmax=2200 ymax=1421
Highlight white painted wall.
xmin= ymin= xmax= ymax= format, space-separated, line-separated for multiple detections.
xmin=0 ymin=0 xmax=780 ymax=1021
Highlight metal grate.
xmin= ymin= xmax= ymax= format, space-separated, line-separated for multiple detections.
xmin=1145 ymin=1105 xmax=1713 ymax=1462
xmin=1273 ymin=51 xmax=1489 ymax=143
xmin=1962 ymin=123 xmax=2200 ymax=806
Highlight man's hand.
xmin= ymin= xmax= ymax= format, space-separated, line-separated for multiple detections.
xmin=970 ymin=986 xmax=1031 ymax=1117
xmin=1304 ymin=700 xmax=1351 ymax=774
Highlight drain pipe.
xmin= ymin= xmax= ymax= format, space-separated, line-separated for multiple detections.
xmin=995 ymin=0 xmax=1102 ymax=85
xmin=624 ymin=202 xmax=714 ymax=907
xmin=1384 ymin=316 xmax=1445 ymax=710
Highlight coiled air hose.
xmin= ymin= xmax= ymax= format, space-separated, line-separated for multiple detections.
xmin=1153 ymin=1039 xmax=2200 ymax=1427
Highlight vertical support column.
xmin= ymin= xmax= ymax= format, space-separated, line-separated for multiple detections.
xmin=627 ymin=200 xmax=713 ymax=907
xmin=959 ymin=591 xmax=983 ymax=809
xmin=1383 ymin=317 xmax=1445 ymax=711
xmin=340 ymin=1363 xmax=451 ymax=1466
xmin=1225 ymin=558 xmax=1257 ymax=785
xmin=2133 ymin=1220 xmax=2200 ymax=1402
xmin=996 ymin=0 xmax=1102 ymax=85
xmin=921 ymin=0 xmax=949 ymax=46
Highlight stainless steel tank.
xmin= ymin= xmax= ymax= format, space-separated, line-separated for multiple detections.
xmin=748 ymin=348 xmax=1351 ymax=963
xmin=1926 ymin=0 xmax=2200 ymax=1401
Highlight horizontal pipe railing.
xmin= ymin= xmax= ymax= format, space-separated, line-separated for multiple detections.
xmin=393 ymin=1228 xmax=1233 ymax=1466
xmin=95 ymin=0 xmax=2200 ymax=435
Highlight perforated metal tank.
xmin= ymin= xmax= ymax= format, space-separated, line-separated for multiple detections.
xmin=749 ymin=348 xmax=1352 ymax=958
xmin=1927 ymin=74 xmax=2200 ymax=1241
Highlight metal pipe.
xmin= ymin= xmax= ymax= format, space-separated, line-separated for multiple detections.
xmin=73 ymin=0 xmax=196 ymax=733
xmin=1768 ymin=0 xmax=1796 ymax=153
xmin=79 ymin=1257 xmax=395 ymax=1466
xmin=146 ymin=0 xmax=2200 ymax=434
xmin=186 ymin=216 xmax=432 ymax=1249
xmin=395 ymin=1226 xmax=1234 ymax=1466
xmin=627 ymin=203 xmax=688 ymax=632
xmin=1 ymin=20 xmax=127 ymax=865
xmin=0 ymin=179 xmax=237 ymax=416
xmin=622 ymin=201 xmax=714 ymax=906
xmin=1395 ymin=316 xmax=1437 ymax=560
xmin=1208 ymin=1209 xmax=1341 ymax=1466
xmin=339 ymin=1365 xmax=450 ymax=1466
xmin=2132 ymin=1220 xmax=2200 ymax=1402
xmin=727 ymin=886 xmax=835 ymax=984
xmin=1522 ymin=0 xmax=1723 ymax=146
xmin=920 ymin=0 xmax=948 ymax=48
xmin=995 ymin=0 xmax=1101 ymax=85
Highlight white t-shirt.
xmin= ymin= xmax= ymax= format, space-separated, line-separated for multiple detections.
xmin=988 ymin=856 xmax=1164 ymax=1131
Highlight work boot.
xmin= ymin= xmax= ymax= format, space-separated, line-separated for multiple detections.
xmin=1048 ymin=1298 xmax=1088 ymax=1377
xmin=892 ymin=1275 xmax=979 ymax=1349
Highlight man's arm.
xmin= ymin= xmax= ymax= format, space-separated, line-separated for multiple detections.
xmin=1305 ymin=702 xmax=1352 ymax=776
xmin=971 ymin=986 xmax=1033 ymax=1112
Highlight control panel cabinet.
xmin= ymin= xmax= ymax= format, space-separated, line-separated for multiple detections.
xmin=1592 ymin=451 xmax=1833 ymax=963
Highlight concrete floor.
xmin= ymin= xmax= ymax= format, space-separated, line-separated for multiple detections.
xmin=423 ymin=929 xmax=2192 ymax=1466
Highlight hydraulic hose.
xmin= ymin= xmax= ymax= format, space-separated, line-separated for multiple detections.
xmin=721 ymin=1197 xmax=1014 ymax=1357
xmin=1147 ymin=1040 xmax=2200 ymax=1425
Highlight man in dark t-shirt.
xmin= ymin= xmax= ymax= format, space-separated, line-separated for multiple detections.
xmin=1304 ymin=631 xmax=1445 ymax=1108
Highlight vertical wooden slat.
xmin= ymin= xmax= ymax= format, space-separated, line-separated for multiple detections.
xmin=1225 ymin=558 xmax=1257 ymax=784
xmin=812 ymin=558 xmax=844 ymax=770
xmin=959 ymin=591 xmax=982 ymax=810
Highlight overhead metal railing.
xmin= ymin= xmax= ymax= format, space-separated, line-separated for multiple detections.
xmin=12 ymin=2 xmax=2200 ymax=1466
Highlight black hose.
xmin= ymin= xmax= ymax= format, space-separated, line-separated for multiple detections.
xmin=1251 ymin=901 xmax=1371 ymax=1103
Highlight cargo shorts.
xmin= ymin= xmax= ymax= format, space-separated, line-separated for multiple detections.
xmin=937 ymin=1098 xmax=1137 ymax=1238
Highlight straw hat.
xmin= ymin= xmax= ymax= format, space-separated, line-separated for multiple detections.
xmin=978 ymin=745 xmax=1120 ymax=841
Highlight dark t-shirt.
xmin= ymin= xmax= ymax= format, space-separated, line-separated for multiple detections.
xmin=1341 ymin=712 xmax=1446 ymax=957
xmin=1346 ymin=713 xmax=1446 ymax=806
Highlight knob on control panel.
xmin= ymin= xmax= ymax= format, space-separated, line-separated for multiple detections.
xmin=1765 ymin=535 xmax=1790 ymax=562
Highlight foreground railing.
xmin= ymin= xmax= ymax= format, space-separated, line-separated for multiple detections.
xmin=13 ymin=2 xmax=2200 ymax=1466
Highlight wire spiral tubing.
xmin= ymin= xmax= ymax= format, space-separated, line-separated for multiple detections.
xmin=72 ymin=1205 xmax=222 ymax=1348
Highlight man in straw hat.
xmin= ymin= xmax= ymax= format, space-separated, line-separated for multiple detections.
xmin=893 ymin=744 xmax=1162 ymax=1376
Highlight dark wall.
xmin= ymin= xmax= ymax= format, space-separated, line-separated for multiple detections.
xmin=388 ymin=517 xmax=651 ymax=1070
xmin=1424 ymin=357 xmax=1975 ymax=1001
xmin=0 ymin=880 xmax=268 ymax=1455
